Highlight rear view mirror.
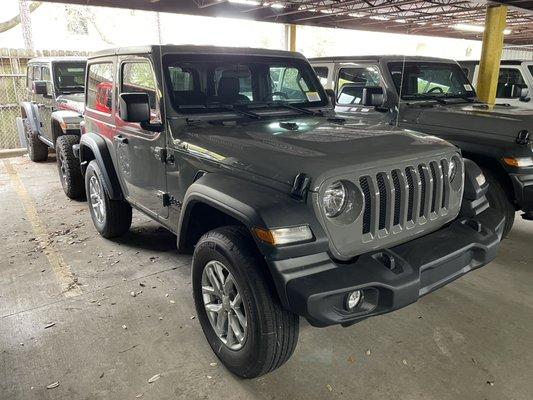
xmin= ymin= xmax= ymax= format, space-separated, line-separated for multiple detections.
xmin=362 ymin=86 xmax=384 ymax=107
xmin=119 ymin=93 xmax=150 ymax=123
xmin=33 ymin=80 xmax=48 ymax=95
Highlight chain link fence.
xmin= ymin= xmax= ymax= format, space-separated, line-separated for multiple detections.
xmin=0 ymin=48 xmax=87 ymax=150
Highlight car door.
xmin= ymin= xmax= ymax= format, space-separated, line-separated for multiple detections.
xmin=40 ymin=64 xmax=54 ymax=142
xmin=115 ymin=57 xmax=168 ymax=218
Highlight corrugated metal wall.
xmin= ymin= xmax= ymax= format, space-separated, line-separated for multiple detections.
xmin=502 ymin=46 xmax=533 ymax=60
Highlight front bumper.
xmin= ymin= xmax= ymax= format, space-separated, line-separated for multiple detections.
xmin=269 ymin=207 xmax=504 ymax=327
xmin=510 ymin=173 xmax=533 ymax=213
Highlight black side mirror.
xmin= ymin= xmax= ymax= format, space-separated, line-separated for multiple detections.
xmin=119 ymin=93 xmax=150 ymax=123
xmin=325 ymin=88 xmax=336 ymax=107
xmin=33 ymin=80 xmax=48 ymax=95
xmin=362 ymin=86 xmax=384 ymax=107
xmin=518 ymin=86 xmax=531 ymax=102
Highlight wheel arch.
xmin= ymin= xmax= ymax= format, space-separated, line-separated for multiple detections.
xmin=79 ymin=132 xmax=124 ymax=200
xmin=20 ymin=102 xmax=40 ymax=134
xmin=462 ymin=151 xmax=515 ymax=204
xmin=50 ymin=110 xmax=82 ymax=147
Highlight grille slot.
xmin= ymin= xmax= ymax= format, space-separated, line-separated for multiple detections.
xmin=391 ymin=170 xmax=402 ymax=226
xmin=377 ymin=173 xmax=387 ymax=230
xmin=430 ymin=163 xmax=438 ymax=213
xmin=360 ymin=176 xmax=372 ymax=234
xmin=418 ymin=165 xmax=426 ymax=217
xmin=405 ymin=168 xmax=414 ymax=222
xmin=357 ymin=158 xmax=453 ymax=241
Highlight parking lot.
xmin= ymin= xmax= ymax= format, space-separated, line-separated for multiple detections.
xmin=0 ymin=154 xmax=531 ymax=400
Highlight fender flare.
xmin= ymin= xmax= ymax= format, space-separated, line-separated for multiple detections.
xmin=177 ymin=173 xmax=329 ymax=258
xmin=20 ymin=102 xmax=41 ymax=135
xmin=50 ymin=110 xmax=83 ymax=144
xmin=79 ymin=132 xmax=124 ymax=200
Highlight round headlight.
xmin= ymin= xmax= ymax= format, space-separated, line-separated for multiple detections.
xmin=448 ymin=157 xmax=458 ymax=182
xmin=323 ymin=181 xmax=347 ymax=218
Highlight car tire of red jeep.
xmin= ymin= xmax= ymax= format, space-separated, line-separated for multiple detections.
xmin=482 ymin=168 xmax=515 ymax=238
xmin=24 ymin=118 xmax=48 ymax=162
xmin=192 ymin=225 xmax=299 ymax=379
xmin=56 ymin=135 xmax=84 ymax=199
xmin=85 ymin=160 xmax=132 ymax=238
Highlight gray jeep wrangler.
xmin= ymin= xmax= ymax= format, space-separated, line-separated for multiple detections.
xmin=310 ymin=55 xmax=533 ymax=237
xmin=18 ymin=56 xmax=86 ymax=198
xmin=78 ymin=46 xmax=503 ymax=378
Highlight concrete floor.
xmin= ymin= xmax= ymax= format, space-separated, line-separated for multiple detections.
xmin=0 ymin=155 xmax=532 ymax=400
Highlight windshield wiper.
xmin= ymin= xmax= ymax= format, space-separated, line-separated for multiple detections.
xmin=207 ymin=103 xmax=262 ymax=120
xmin=177 ymin=103 xmax=262 ymax=119
xmin=443 ymin=93 xmax=476 ymax=103
xmin=264 ymin=101 xmax=323 ymax=116
xmin=403 ymin=94 xmax=447 ymax=105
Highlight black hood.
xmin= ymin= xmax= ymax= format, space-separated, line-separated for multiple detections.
xmin=172 ymin=114 xmax=457 ymax=189
xmin=410 ymin=102 xmax=532 ymax=139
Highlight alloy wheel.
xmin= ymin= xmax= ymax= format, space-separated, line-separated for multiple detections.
xmin=57 ymin=149 xmax=67 ymax=183
xmin=89 ymin=174 xmax=106 ymax=224
xmin=201 ymin=260 xmax=248 ymax=350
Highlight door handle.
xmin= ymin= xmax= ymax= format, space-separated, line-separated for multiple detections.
xmin=114 ymin=135 xmax=129 ymax=144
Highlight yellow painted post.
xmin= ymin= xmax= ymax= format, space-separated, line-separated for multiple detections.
xmin=289 ymin=24 xmax=297 ymax=52
xmin=476 ymin=5 xmax=508 ymax=105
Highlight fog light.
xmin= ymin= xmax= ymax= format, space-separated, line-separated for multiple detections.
xmin=345 ymin=290 xmax=362 ymax=311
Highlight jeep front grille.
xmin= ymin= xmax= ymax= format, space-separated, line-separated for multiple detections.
xmin=359 ymin=159 xmax=451 ymax=241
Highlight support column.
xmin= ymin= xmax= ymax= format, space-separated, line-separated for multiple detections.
xmin=288 ymin=24 xmax=297 ymax=52
xmin=476 ymin=5 xmax=508 ymax=105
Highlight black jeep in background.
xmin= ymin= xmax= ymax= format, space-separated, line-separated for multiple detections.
xmin=77 ymin=45 xmax=503 ymax=378
xmin=311 ymin=55 xmax=533 ymax=237
xmin=18 ymin=57 xmax=87 ymax=198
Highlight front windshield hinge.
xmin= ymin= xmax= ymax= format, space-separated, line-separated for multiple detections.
xmin=291 ymin=173 xmax=311 ymax=201
xmin=516 ymin=130 xmax=530 ymax=146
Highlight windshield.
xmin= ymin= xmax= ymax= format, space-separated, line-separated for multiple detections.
xmin=53 ymin=62 xmax=86 ymax=93
xmin=388 ymin=61 xmax=476 ymax=100
xmin=163 ymin=54 xmax=328 ymax=114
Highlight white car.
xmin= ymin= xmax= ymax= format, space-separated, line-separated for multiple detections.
xmin=460 ymin=60 xmax=533 ymax=109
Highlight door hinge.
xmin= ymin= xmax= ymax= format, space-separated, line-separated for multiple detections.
xmin=160 ymin=192 xmax=182 ymax=208
xmin=153 ymin=147 xmax=175 ymax=164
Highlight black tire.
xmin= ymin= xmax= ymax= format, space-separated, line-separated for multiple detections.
xmin=85 ymin=160 xmax=132 ymax=238
xmin=192 ymin=226 xmax=299 ymax=378
xmin=24 ymin=118 xmax=48 ymax=162
xmin=56 ymin=135 xmax=84 ymax=199
xmin=482 ymin=168 xmax=515 ymax=238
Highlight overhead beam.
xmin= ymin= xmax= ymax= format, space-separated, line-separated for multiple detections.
xmin=476 ymin=4 xmax=508 ymax=105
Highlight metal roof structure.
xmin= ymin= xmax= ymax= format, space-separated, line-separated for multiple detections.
xmin=39 ymin=0 xmax=533 ymax=45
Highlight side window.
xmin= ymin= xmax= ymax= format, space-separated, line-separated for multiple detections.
xmin=497 ymin=68 xmax=527 ymax=98
xmin=337 ymin=66 xmax=381 ymax=105
xmin=27 ymin=66 xmax=33 ymax=88
xmin=122 ymin=61 xmax=158 ymax=113
xmin=42 ymin=66 xmax=51 ymax=82
xmin=313 ymin=67 xmax=329 ymax=87
xmin=87 ymin=62 xmax=114 ymax=114
xmin=33 ymin=66 xmax=41 ymax=81
xmin=42 ymin=66 xmax=52 ymax=94
xmin=528 ymin=65 xmax=533 ymax=78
